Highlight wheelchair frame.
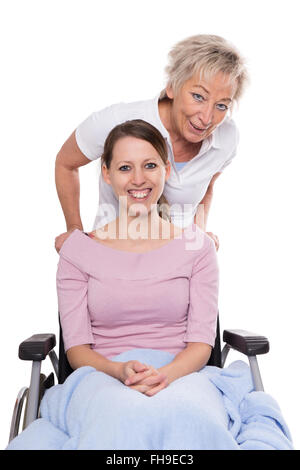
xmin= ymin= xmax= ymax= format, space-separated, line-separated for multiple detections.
xmin=8 ymin=316 xmax=269 ymax=444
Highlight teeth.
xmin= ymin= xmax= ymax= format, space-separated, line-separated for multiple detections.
xmin=128 ymin=189 xmax=151 ymax=199
xmin=191 ymin=122 xmax=205 ymax=131
xmin=132 ymin=193 xmax=148 ymax=198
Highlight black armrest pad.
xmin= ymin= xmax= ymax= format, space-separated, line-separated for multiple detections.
xmin=19 ymin=334 xmax=56 ymax=361
xmin=223 ymin=329 xmax=269 ymax=356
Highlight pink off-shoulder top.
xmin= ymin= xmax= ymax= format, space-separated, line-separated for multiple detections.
xmin=56 ymin=225 xmax=219 ymax=359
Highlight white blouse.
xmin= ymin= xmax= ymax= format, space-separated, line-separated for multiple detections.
xmin=75 ymin=95 xmax=239 ymax=228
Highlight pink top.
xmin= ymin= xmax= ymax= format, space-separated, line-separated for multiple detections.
xmin=56 ymin=225 xmax=219 ymax=359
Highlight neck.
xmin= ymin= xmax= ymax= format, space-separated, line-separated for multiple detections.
xmin=115 ymin=205 xmax=165 ymax=241
xmin=158 ymin=98 xmax=176 ymax=138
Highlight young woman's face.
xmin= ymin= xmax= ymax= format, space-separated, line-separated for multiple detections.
xmin=166 ymin=71 xmax=237 ymax=144
xmin=102 ymin=136 xmax=171 ymax=214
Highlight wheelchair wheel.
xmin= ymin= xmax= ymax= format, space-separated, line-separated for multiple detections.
xmin=8 ymin=372 xmax=52 ymax=443
xmin=9 ymin=386 xmax=28 ymax=442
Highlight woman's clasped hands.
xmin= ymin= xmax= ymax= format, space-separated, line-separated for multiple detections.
xmin=119 ymin=360 xmax=168 ymax=397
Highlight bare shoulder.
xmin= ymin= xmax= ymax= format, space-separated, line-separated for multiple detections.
xmin=88 ymin=225 xmax=118 ymax=246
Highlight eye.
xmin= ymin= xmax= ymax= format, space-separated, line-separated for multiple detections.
xmin=145 ymin=162 xmax=157 ymax=169
xmin=191 ymin=93 xmax=205 ymax=102
xmin=216 ymin=103 xmax=229 ymax=111
xmin=119 ymin=165 xmax=131 ymax=171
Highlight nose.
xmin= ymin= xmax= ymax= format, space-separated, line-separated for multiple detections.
xmin=131 ymin=167 xmax=146 ymax=186
xmin=198 ymin=102 xmax=214 ymax=127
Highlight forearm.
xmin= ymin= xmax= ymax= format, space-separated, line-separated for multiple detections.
xmin=67 ymin=345 xmax=122 ymax=380
xmin=158 ymin=343 xmax=212 ymax=384
xmin=195 ymin=172 xmax=222 ymax=230
xmin=55 ymin=161 xmax=83 ymax=231
xmin=194 ymin=189 xmax=213 ymax=231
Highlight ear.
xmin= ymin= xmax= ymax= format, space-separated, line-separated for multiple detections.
xmin=102 ymin=164 xmax=111 ymax=185
xmin=165 ymin=83 xmax=174 ymax=100
xmin=164 ymin=160 xmax=171 ymax=181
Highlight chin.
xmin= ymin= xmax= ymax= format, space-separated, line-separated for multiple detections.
xmin=185 ymin=133 xmax=205 ymax=144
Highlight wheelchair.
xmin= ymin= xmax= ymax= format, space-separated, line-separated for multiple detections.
xmin=8 ymin=316 xmax=269 ymax=444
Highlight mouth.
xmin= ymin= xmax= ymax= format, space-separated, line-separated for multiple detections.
xmin=189 ymin=121 xmax=209 ymax=134
xmin=127 ymin=188 xmax=152 ymax=201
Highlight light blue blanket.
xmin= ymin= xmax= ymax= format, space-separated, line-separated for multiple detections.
xmin=6 ymin=349 xmax=293 ymax=450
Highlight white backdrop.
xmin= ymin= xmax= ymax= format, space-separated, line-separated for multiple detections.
xmin=1 ymin=0 xmax=299 ymax=450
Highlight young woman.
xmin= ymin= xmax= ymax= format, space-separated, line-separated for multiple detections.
xmin=57 ymin=119 xmax=219 ymax=397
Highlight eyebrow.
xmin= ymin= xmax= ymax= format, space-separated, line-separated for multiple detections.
xmin=118 ymin=157 xmax=158 ymax=164
xmin=193 ymin=85 xmax=232 ymax=102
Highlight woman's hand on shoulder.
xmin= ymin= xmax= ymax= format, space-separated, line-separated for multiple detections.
xmin=206 ymin=232 xmax=219 ymax=251
xmin=55 ymin=226 xmax=83 ymax=253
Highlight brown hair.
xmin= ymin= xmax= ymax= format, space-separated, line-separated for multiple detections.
xmin=101 ymin=119 xmax=170 ymax=220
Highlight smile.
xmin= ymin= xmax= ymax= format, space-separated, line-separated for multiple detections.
xmin=189 ymin=121 xmax=208 ymax=133
xmin=127 ymin=188 xmax=152 ymax=200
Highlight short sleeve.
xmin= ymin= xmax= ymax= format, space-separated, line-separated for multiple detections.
xmin=75 ymin=105 xmax=119 ymax=161
xmin=56 ymin=254 xmax=94 ymax=352
xmin=183 ymin=237 xmax=219 ymax=347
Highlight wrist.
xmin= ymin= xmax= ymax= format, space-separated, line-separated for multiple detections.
xmin=67 ymin=224 xmax=83 ymax=232
xmin=109 ymin=361 xmax=123 ymax=381
xmin=158 ymin=364 xmax=179 ymax=385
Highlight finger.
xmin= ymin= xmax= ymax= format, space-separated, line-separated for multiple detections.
xmin=133 ymin=362 xmax=150 ymax=373
xmin=125 ymin=362 xmax=149 ymax=380
xmin=215 ymin=237 xmax=220 ymax=251
xmin=125 ymin=368 xmax=155 ymax=385
xmin=125 ymin=370 xmax=151 ymax=385
xmin=136 ymin=373 xmax=167 ymax=387
xmin=125 ymin=363 xmax=149 ymax=380
xmin=129 ymin=384 xmax=150 ymax=394
xmin=145 ymin=379 xmax=168 ymax=397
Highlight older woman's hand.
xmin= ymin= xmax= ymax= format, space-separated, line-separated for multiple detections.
xmin=124 ymin=364 xmax=169 ymax=397
xmin=206 ymin=232 xmax=220 ymax=251
xmin=55 ymin=226 xmax=82 ymax=253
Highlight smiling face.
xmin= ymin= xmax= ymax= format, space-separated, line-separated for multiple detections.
xmin=166 ymin=71 xmax=237 ymax=144
xmin=102 ymin=136 xmax=171 ymax=214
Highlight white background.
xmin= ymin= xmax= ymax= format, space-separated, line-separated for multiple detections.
xmin=1 ymin=0 xmax=299 ymax=450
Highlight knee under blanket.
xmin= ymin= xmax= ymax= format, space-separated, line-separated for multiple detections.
xmin=6 ymin=349 xmax=293 ymax=450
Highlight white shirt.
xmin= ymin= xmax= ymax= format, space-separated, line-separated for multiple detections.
xmin=75 ymin=95 xmax=239 ymax=229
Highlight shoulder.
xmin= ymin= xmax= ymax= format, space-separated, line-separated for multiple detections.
xmin=216 ymin=117 xmax=239 ymax=149
xmin=181 ymin=225 xmax=216 ymax=256
xmin=91 ymin=97 xmax=156 ymax=124
xmin=75 ymin=97 xmax=158 ymax=160
xmin=219 ymin=116 xmax=238 ymax=134
xmin=58 ymin=229 xmax=93 ymax=274
xmin=166 ymin=225 xmax=219 ymax=280
xmin=192 ymin=227 xmax=219 ymax=281
xmin=59 ymin=229 xmax=83 ymax=254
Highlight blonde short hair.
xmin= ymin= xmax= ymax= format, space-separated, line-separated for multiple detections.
xmin=160 ymin=34 xmax=249 ymax=103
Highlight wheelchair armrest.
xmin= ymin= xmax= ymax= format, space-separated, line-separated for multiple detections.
xmin=223 ymin=329 xmax=269 ymax=356
xmin=19 ymin=334 xmax=56 ymax=361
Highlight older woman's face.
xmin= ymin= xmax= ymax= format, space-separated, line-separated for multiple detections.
xmin=166 ymin=72 xmax=237 ymax=144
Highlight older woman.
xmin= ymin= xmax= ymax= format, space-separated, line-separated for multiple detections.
xmin=55 ymin=34 xmax=248 ymax=251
